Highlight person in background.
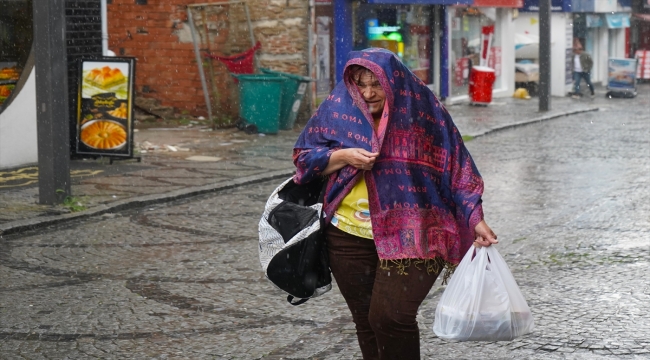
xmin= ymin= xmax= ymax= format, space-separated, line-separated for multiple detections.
xmin=292 ymin=48 xmax=497 ymax=359
xmin=572 ymin=45 xmax=595 ymax=99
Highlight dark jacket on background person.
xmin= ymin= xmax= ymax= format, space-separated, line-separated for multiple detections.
xmin=579 ymin=52 xmax=593 ymax=73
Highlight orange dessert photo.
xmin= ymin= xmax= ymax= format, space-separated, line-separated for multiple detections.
xmin=108 ymin=103 xmax=128 ymax=119
xmin=0 ymin=67 xmax=21 ymax=81
xmin=84 ymin=66 xmax=127 ymax=89
xmin=80 ymin=120 xmax=127 ymax=150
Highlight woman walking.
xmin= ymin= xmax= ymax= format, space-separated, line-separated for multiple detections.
xmin=293 ymin=48 xmax=497 ymax=359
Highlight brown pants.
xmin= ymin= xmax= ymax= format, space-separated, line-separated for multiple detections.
xmin=325 ymin=226 xmax=440 ymax=360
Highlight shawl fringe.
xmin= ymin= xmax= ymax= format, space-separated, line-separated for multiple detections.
xmin=379 ymin=257 xmax=458 ymax=284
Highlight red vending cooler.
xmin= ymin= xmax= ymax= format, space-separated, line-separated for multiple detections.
xmin=468 ymin=66 xmax=496 ymax=105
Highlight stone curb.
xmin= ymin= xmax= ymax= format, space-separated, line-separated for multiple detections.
xmin=0 ymin=168 xmax=296 ymax=237
xmin=466 ymin=107 xmax=600 ymax=138
xmin=0 ymin=107 xmax=599 ymax=237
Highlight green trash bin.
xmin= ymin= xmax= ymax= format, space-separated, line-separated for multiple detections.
xmin=233 ymin=74 xmax=287 ymax=134
xmin=260 ymin=68 xmax=313 ymax=130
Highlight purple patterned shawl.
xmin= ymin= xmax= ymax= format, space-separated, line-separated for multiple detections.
xmin=293 ymin=49 xmax=484 ymax=265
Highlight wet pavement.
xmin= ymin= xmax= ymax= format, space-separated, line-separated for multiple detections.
xmin=1 ymin=85 xmax=649 ymax=359
xmin=0 ymin=90 xmax=600 ymax=233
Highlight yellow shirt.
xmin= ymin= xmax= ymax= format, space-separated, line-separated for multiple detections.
xmin=331 ymin=175 xmax=373 ymax=239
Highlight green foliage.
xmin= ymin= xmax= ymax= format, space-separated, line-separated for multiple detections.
xmin=56 ymin=189 xmax=87 ymax=212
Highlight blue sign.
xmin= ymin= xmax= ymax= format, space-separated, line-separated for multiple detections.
xmin=605 ymin=13 xmax=630 ymax=28
xmin=586 ymin=14 xmax=603 ymax=27
xmin=521 ymin=0 xmax=572 ymax=12
xmin=607 ymin=58 xmax=637 ymax=91
xmin=572 ymin=0 xmax=594 ymax=12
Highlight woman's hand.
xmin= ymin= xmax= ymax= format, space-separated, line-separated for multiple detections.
xmin=322 ymin=148 xmax=379 ymax=175
xmin=473 ymin=220 xmax=498 ymax=247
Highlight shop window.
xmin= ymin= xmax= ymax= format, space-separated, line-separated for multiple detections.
xmin=0 ymin=0 xmax=33 ymax=111
xmin=353 ymin=3 xmax=433 ymax=85
xmin=449 ymin=7 xmax=501 ymax=97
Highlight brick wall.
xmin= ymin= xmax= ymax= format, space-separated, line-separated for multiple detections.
xmin=66 ymin=0 xmax=103 ymax=150
xmin=107 ymin=0 xmax=309 ymax=122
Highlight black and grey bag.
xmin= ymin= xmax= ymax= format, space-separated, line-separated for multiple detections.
xmin=259 ymin=177 xmax=332 ymax=305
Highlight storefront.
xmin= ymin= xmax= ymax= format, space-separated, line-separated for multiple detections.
xmin=334 ymin=0 xmax=469 ymax=99
xmin=573 ymin=0 xmax=631 ymax=84
xmin=331 ymin=0 xmax=517 ymax=102
xmin=631 ymin=0 xmax=650 ymax=80
xmin=447 ymin=0 xmax=518 ymax=102
xmin=516 ymin=0 xmax=574 ymax=96
xmin=0 ymin=0 xmax=37 ymax=169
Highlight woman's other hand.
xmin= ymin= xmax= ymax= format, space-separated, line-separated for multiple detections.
xmin=323 ymin=148 xmax=379 ymax=175
xmin=473 ymin=220 xmax=498 ymax=247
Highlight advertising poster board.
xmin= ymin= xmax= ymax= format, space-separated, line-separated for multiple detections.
xmin=0 ymin=62 xmax=20 ymax=107
xmin=76 ymin=58 xmax=135 ymax=158
xmin=607 ymin=58 xmax=637 ymax=91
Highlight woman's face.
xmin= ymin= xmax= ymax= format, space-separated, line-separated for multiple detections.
xmin=353 ymin=69 xmax=386 ymax=119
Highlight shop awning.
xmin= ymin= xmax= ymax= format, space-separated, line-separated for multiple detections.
xmin=617 ymin=0 xmax=632 ymax=8
xmin=474 ymin=0 xmax=523 ymax=7
xmin=605 ymin=13 xmax=630 ymax=28
xmin=367 ymin=0 xmax=472 ymax=4
xmin=521 ymin=0 xmax=571 ymax=12
xmin=586 ymin=14 xmax=603 ymax=27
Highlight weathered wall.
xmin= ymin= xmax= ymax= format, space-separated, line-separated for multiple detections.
xmin=107 ymin=0 xmax=309 ymax=122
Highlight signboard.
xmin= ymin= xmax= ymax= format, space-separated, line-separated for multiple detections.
xmin=605 ymin=13 xmax=630 ymax=28
xmin=594 ymin=0 xmax=617 ymax=12
xmin=76 ymin=58 xmax=135 ymax=158
xmin=488 ymin=46 xmax=502 ymax=77
xmin=455 ymin=57 xmax=470 ymax=87
xmin=473 ymin=0 xmax=523 ymax=7
xmin=607 ymin=58 xmax=637 ymax=91
xmin=565 ymin=21 xmax=573 ymax=85
xmin=586 ymin=14 xmax=603 ymax=27
xmin=368 ymin=0 xmax=472 ymax=5
xmin=521 ymin=0 xmax=570 ymax=12
xmin=0 ymin=62 xmax=19 ymax=107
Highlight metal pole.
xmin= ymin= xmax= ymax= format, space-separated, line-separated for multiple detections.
xmin=308 ymin=0 xmax=316 ymax=111
xmin=539 ymin=0 xmax=552 ymax=112
xmin=243 ymin=3 xmax=259 ymax=72
xmin=33 ymin=0 xmax=71 ymax=205
xmin=187 ymin=8 xmax=214 ymax=129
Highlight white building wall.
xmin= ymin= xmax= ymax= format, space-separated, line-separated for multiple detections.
xmin=446 ymin=8 xmax=515 ymax=103
xmin=611 ymin=28 xmax=626 ymax=58
xmin=514 ymin=12 xmax=572 ymax=96
xmin=0 ymin=69 xmax=38 ymax=169
xmin=493 ymin=8 xmax=516 ymax=98
xmin=596 ymin=26 xmax=609 ymax=85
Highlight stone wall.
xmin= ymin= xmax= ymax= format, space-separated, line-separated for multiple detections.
xmin=107 ymin=0 xmax=309 ymax=123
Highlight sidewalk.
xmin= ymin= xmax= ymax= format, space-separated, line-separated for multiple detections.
xmin=0 ymin=92 xmax=601 ymax=236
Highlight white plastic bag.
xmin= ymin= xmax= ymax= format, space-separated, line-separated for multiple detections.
xmin=433 ymin=246 xmax=534 ymax=341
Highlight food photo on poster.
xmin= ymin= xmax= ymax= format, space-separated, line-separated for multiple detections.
xmin=76 ymin=58 xmax=135 ymax=158
xmin=0 ymin=62 xmax=20 ymax=106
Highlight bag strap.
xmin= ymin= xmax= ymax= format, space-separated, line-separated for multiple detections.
xmin=317 ymin=176 xmax=328 ymax=204
xmin=287 ymin=295 xmax=309 ymax=306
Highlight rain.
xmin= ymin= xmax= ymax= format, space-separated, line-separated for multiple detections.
xmin=1 ymin=0 xmax=649 ymax=358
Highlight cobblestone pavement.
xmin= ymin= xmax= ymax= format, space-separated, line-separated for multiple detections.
xmin=1 ymin=89 xmax=648 ymax=359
